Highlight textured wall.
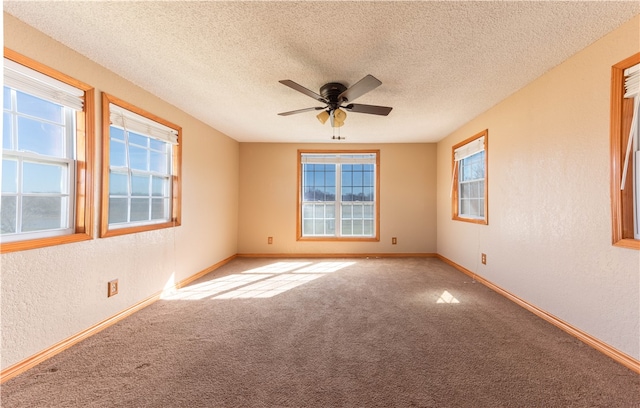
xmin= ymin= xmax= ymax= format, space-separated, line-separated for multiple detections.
xmin=436 ymin=16 xmax=640 ymax=359
xmin=1 ymin=15 xmax=240 ymax=369
xmin=238 ymin=143 xmax=437 ymax=254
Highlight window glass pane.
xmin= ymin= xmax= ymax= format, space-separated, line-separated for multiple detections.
xmin=17 ymin=117 xmax=64 ymax=157
xmin=314 ymin=219 xmax=324 ymax=235
xmin=363 ymin=220 xmax=373 ymax=235
xmin=129 ymin=145 xmax=148 ymax=171
xmin=23 ymin=162 xmax=64 ymax=194
xmin=326 ymin=204 xmax=335 ymax=218
xmin=325 ymin=219 xmax=335 ymax=235
xmin=3 ymin=87 xmax=11 ymax=109
xmin=16 ymin=91 xmax=63 ymax=124
xmin=461 ymin=183 xmax=470 ymax=198
xmin=353 ymin=186 xmax=363 ymax=200
xmin=363 ymin=187 xmax=373 ymax=201
xmin=110 ymin=126 xmax=125 ymax=141
xmin=461 ymin=199 xmax=470 ymax=216
xmin=303 ymin=204 xmax=313 ymax=218
xmin=150 ymin=138 xmax=164 ymax=151
xmin=353 ymin=170 xmax=362 ymax=186
xmin=131 ymin=174 xmax=149 ymax=196
xmin=326 ymin=169 xmax=335 ymax=186
xmin=110 ymin=139 xmax=126 ymax=167
xmin=303 ymin=219 xmax=313 ymax=235
xmin=314 ymin=204 xmax=324 ymax=218
xmin=109 ymin=197 xmax=128 ymax=224
xmin=342 ymin=187 xmax=353 ymax=201
xmin=130 ymin=198 xmax=150 ymax=222
xmin=353 ymin=204 xmax=363 ymax=218
xmin=1 ymin=196 xmax=17 ymax=233
xmin=109 ymin=172 xmax=128 ymax=195
xmin=342 ymin=204 xmax=352 ymax=218
xmin=342 ymin=220 xmax=352 ymax=235
xmin=2 ymin=160 xmax=18 ymax=193
xmin=152 ymin=176 xmax=166 ymax=197
xmin=22 ymin=196 xmax=63 ymax=231
xmin=353 ymin=220 xmax=363 ymax=235
xmin=128 ymin=132 xmax=148 ymax=147
xmin=363 ymin=204 xmax=373 ymax=218
xmin=3 ymin=112 xmax=12 ymax=150
xmin=150 ymin=150 xmax=167 ymax=174
xmin=314 ymin=170 xmax=324 ymax=187
xmin=151 ymin=198 xmax=167 ymax=220
xmin=325 ymin=187 xmax=335 ymax=201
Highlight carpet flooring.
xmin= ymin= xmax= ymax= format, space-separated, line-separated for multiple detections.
xmin=1 ymin=257 xmax=638 ymax=407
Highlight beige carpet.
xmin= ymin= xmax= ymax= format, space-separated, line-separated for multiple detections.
xmin=1 ymin=257 xmax=638 ymax=407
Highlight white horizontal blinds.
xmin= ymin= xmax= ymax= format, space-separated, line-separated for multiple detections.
xmin=109 ymin=103 xmax=179 ymax=145
xmin=3 ymin=58 xmax=84 ymax=111
xmin=454 ymin=136 xmax=485 ymax=162
xmin=621 ymin=64 xmax=639 ymax=190
xmin=301 ymin=154 xmax=376 ymax=164
xmin=624 ymin=63 xmax=639 ymax=98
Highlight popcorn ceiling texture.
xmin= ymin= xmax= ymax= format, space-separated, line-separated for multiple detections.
xmin=4 ymin=1 xmax=639 ymax=143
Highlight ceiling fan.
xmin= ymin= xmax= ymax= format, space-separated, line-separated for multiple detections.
xmin=277 ymin=74 xmax=392 ymax=129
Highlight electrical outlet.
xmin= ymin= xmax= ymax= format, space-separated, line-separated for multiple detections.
xmin=267 ymin=236 xmax=273 ymax=244
xmin=481 ymin=253 xmax=487 ymax=265
xmin=108 ymin=279 xmax=119 ymax=297
xmin=392 ymin=237 xmax=397 ymax=245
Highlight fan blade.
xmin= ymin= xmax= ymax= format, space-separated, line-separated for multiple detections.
xmin=278 ymin=107 xmax=325 ymax=116
xmin=344 ymin=103 xmax=392 ymax=116
xmin=338 ymin=74 xmax=382 ymax=103
xmin=279 ymin=80 xmax=327 ymax=103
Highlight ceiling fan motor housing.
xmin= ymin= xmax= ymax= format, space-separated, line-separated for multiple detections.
xmin=320 ymin=82 xmax=348 ymax=109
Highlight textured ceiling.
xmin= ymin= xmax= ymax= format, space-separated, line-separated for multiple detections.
xmin=4 ymin=1 xmax=640 ymax=143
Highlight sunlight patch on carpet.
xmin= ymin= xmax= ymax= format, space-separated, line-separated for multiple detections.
xmin=162 ymin=261 xmax=356 ymax=300
xmin=437 ymin=290 xmax=460 ymax=304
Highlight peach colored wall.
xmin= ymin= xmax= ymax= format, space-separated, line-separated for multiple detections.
xmin=238 ymin=143 xmax=437 ymax=255
xmin=1 ymin=14 xmax=239 ymax=369
xmin=436 ymin=16 xmax=640 ymax=359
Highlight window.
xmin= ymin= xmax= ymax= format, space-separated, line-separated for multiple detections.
xmin=297 ymin=150 xmax=379 ymax=241
xmin=100 ymin=93 xmax=181 ymax=237
xmin=1 ymin=49 xmax=94 ymax=253
xmin=452 ymin=130 xmax=488 ymax=224
xmin=610 ymin=53 xmax=640 ymax=249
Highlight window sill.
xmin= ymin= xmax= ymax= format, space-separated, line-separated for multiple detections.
xmin=1 ymin=232 xmax=92 ymax=254
xmin=297 ymin=236 xmax=380 ymax=242
xmin=100 ymin=220 xmax=181 ymax=238
xmin=452 ymin=216 xmax=488 ymax=225
xmin=613 ymin=238 xmax=640 ymax=250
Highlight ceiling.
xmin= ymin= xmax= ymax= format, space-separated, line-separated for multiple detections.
xmin=4 ymin=1 xmax=639 ymax=144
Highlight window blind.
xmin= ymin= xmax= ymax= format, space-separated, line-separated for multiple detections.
xmin=454 ymin=136 xmax=485 ymax=161
xmin=624 ymin=63 xmax=639 ymax=98
xmin=3 ymin=58 xmax=84 ymax=111
xmin=110 ymin=103 xmax=178 ymax=145
xmin=301 ymin=154 xmax=376 ymax=164
xmin=621 ymin=64 xmax=639 ymax=190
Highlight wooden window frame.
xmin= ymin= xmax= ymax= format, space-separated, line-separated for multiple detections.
xmin=100 ymin=93 xmax=181 ymax=238
xmin=451 ymin=129 xmax=489 ymax=225
xmin=610 ymin=52 xmax=640 ymax=250
xmin=1 ymin=48 xmax=95 ymax=254
xmin=297 ymin=149 xmax=380 ymax=242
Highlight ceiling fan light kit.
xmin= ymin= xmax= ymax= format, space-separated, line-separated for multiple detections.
xmin=278 ymin=74 xmax=392 ymax=137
